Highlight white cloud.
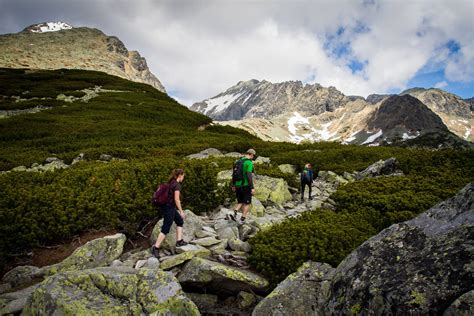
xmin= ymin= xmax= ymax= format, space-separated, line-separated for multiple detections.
xmin=1 ymin=0 xmax=473 ymax=104
xmin=435 ymin=81 xmax=448 ymax=89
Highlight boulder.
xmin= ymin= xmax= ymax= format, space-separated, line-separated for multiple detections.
xmin=150 ymin=209 xmax=204 ymax=252
xmin=2 ymin=265 xmax=42 ymax=288
xmin=224 ymin=152 xmax=242 ymax=158
xmin=160 ymin=247 xmax=211 ymax=270
xmin=250 ymin=197 xmax=266 ymax=217
xmin=216 ymin=225 xmax=239 ymax=241
xmin=228 ymin=238 xmax=251 ymax=253
xmin=98 ymin=154 xmax=112 ymax=161
xmin=208 ymin=239 xmax=229 ymax=256
xmin=355 ymin=157 xmax=404 ymax=180
xmin=217 ymin=172 xmax=293 ymax=206
xmin=278 ymin=164 xmax=298 ymax=174
xmin=252 ymin=261 xmax=335 ymax=316
xmin=187 ymin=148 xmax=224 ymax=159
xmin=23 ymin=267 xmax=199 ymax=315
xmin=41 ymin=233 xmax=126 ymax=276
xmin=325 ymin=182 xmax=474 ymax=315
xmin=185 ymin=292 xmax=218 ymax=311
xmin=120 ymin=249 xmax=152 ymax=268
xmin=238 ymin=291 xmax=260 ymax=310
xmin=0 ymin=284 xmax=40 ymax=315
xmin=178 ymin=257 xmax=269 ymax=295
xmin=254 ymin=156 xmax=271 ymax=164
xmin=443 ymin=290 xmax=474 ymax=316
xmin=191 ymin=237 xmax=221 ymax=247
xmin=318 ymin=170 xmax=348 ymax=186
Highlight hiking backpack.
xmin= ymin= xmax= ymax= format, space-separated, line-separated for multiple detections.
xmin=151 ymin=183 xmax=170 ymax=207
xmin=232 ymin=159 xmax=245 ymax=184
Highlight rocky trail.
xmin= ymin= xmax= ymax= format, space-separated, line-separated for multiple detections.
xmin=0 ymin=151 xmax=472 ymax=315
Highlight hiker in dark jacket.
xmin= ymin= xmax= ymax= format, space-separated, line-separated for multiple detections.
xmin=230 ymin=148 xmax=256 ymax=224
xmin=151 ymin=168 xmax=188 ymax=258
xmin=300 ymin=163 xmax=315 ymax=201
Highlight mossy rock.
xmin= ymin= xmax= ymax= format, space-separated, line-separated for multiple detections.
xmin=41 ymin=233 xmax=126 ymax=276
xmin=22 ymin=267 xmax=199 ymax=315
xmin=160 ymin=247 xmax=211 ymax=270
xmin=178 ymin=257 xmax=269 ymax=295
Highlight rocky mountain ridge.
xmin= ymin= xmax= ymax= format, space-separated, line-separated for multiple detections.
xmin=0 ymin=23 xmax=166 ymax=92
xmin=192 ymin=80 xmax=473 ymax=145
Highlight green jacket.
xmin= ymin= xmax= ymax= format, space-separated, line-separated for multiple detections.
xmin=234 ymin=157 xmax=254 ymax=188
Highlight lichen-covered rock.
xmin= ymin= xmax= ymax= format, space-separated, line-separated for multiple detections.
xmin=191 ymin=237 xmax=221 ymax=247
xmin=41 ymin=233 xmax=126 ymax=276
xmin=2 ymin=265 xmax=42 ymax=288
xmin=228 ymin=238 xmax=251 ymax=253
xmin=185 ymin=292 xmax=218 ymax=312
xmin=0 ymin=284 xmax=40 ymax=315
xmin=208 ymin=239 xmax=228 ymax=256
xmin=278 ymin=164 xmax=298 ymax=174
xmin=186 ymin=148 xmax=223 ymax=159
xmin=325 ymin=182 xmax=474 ymax=315
xmin=443 ymin=290 xmax=474 ymax=316
xmin=254 ymin=156 xmax=271 ymax=165
xmin=217 ymin=171 xmax=291 ymax=205
xmin=178 ymin=257 xmax=269 ymax=295
xmin=22 ymin=267 xmax=199 ymax=315
xmin=355 ymin=157 xmax=404 ymax=180
xmin=238 ymin=291 xmax=260 ymax=309
xmin=253 ymin=261 xmax=335 ymax=316
xmin=318 ymin=170 xmax=348 ymax=186
xmin=150 ymin=209 xmax=204 ymax=252
xmin=250 ymin=197 xmax=266 ymax=217
xmin=160 ymin=247 xmax=211 ymax=270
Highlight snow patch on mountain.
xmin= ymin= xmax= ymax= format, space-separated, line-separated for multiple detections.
xmin=27 ymin=22 xmax=73 ymax=33
xmin=205 ymin=92 xmax=244 ymax=114
xmin=402 ymin=131 xmax=420 ymax=140
xmin=362 ymin=130 xmax=383 ymax=145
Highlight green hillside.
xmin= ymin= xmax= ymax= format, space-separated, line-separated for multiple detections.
xmin=0 ymin=68 xmax=472 ymax=282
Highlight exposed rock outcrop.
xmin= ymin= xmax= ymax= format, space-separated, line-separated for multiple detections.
xmin=355 ymin=157 xmax=404 ymax=180
xmin=325 ymin=182 xmax=474 ymax=314
xmin=252 ymin=262 xmax=335 ymax=316
xmin=22 ymin=267 xmax=199 ymax=315
xmin=0 ymin=24 xmax=166 ymax=92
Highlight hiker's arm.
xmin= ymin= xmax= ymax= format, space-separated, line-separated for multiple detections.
xmin=174 ymin=191 xmax=185 ymax=219
xmin=247 ymin=172 xmax=255 ymax=194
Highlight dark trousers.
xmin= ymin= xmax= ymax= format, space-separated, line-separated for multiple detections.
xmin=160 ymin=204 xmax=184 ymax=235
xmin=301 ymin=182 xmax=312 ymax=199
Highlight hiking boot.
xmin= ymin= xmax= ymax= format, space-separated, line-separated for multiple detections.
xmin=151 ymin=245 xmax=160 ymax=259
xmin=176 ymin=239 xmax=188 ymax=247
xmin=229 ymin=210 xmax=238 ymax=221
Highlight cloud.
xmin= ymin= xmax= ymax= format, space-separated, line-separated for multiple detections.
xmin=434 ymin=81 xmax=448 ymax=89
xmin=1 ymin=0 xmax=473 ymax=103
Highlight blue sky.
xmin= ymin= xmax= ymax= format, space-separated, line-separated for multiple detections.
xmin=0 ymin=0 xmax=473 ymax=104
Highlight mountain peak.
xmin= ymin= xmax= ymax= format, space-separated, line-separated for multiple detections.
xmin=23 ymin=21 xmax=73 ymax=33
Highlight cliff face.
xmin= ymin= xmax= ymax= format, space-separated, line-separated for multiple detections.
xmin=0 ymin=24 xmax=166 ymax=93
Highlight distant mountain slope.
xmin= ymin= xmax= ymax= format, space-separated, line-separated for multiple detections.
xmin=0 ymin=68 xmax=257 ymax=170
xmin=193 ymin=80 xmax=473 ymax=145
xmin=0 ymin=22 xmax=166 ymax=92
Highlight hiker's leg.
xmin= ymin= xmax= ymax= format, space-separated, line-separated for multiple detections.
xmin=308 ymin=183 xmax=312 ymax=199
xmin=154 ymin=232 xmax=166 ymax=248
xmin=242 ymin=203 xmax=251 ymax=218
xmin=156 ymin=205 xmax=173 ymax=247
xmin=301 ymin=182 xmax=305 ymax=199
xmin=234 ymin=203 xmax=242 ymax=212
xmin=174 ymin=209 xmax=184 ymax=241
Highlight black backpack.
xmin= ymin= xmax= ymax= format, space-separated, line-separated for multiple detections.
xmin=232 ymin=159 xmax=245 ymax=184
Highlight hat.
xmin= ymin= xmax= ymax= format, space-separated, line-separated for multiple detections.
xmin=246 ymin=148 xmax=256 ymax=155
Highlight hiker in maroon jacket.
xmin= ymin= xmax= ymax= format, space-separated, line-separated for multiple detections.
xmin=151 ymin=168 xmax=187 ymax=258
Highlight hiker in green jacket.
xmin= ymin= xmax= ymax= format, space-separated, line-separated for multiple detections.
xmin=230 ymin=148 xmax=256 ymax=224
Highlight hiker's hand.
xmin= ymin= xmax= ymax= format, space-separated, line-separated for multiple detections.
xmin=231 ymin=186 xmax=236 ymax=192
xmin=251 ymin=188 xmax=255 ymax=195
xmin=180 ymin=210 xmax=186 ymax=220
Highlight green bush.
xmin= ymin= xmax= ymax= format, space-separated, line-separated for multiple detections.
xmin=248 ymin=209 xmax=376 ymax=286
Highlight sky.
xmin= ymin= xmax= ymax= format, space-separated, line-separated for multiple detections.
xmin=1 ymin=0 xmax=473 ymax=106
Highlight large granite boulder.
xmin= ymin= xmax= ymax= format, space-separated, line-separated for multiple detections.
xmin=22 ymin=267 xmax=199 ymax=315
xmin=325 ymin=182 xmax=474 ymax=315
xmin=217 ymin=171 xmax=292 ymax=206
xmin=178 ymin=257 xmax=269 ymax=295
xmin=2 ymin=266 xmax=42 ymax=288
xmin=150 ymin=209 xmax=204 ymax=252
xmin=278 ymin=164 xmax=298 ymax=174
xmin=0 ymin=284 xmax=39 ymax=315
xmin=444 ymin=290 xmax=474 ymax=316
xmin=187 ymin=148 xmax=224 ymax=159
xmin=253 ymin=261 xmax=335 ymax=316
xmin=41 ymin=233 xmax=126 ymax=276
xmin=355 ymin=157 xmax=404 ymax=180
